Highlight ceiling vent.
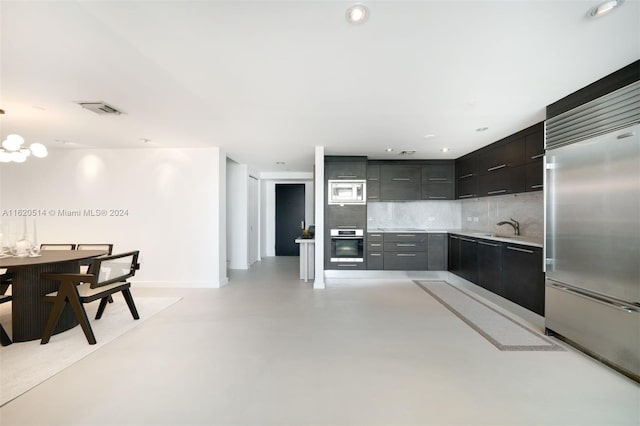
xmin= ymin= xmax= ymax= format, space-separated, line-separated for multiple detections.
xmin=400 ymin=150 xmax=416 ymax=155
xmin=75 ymin=101 xmax=123 ymax=115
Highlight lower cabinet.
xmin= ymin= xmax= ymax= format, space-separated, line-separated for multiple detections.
xmin=366 ymin=232 xmax=447 ymax=271
xmin=502 ymin=244 xmax=545 ymax=316
xmin=477 ymin=239 xmax=503 ymax=296
xmin=448 ymin=234 xmax=544 ymax=316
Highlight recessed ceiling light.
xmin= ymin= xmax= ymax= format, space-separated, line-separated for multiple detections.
xmin=590 ymin=0 xmax=624 ymax=17
xmin=476 ymin=127 xmax=489 ymax=132
xmin=423 ymin=134 xmax=436 ymax=139
xmin=346 ymin=4 xmax=368 ymax=24
xmin=440 ymin=148 xmax=449 ymax=153
xmin=385 ymin=148 xmax=394 ymax=152
xmin=140 ymin=138 xmax=152 ymax=144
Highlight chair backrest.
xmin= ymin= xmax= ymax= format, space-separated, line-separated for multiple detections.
xmin=88 ymin=251 xmax=140 ymax=288
xmin=77 ymin=244 xmax=113 ymax=255
xmin=40 ymin=243 xmax=76 ymax=250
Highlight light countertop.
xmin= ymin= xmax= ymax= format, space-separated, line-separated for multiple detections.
xmin=367 ymin=228 xmax=543 ymax=248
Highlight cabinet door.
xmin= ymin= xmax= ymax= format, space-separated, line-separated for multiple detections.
xmin=367 ymin=162 xmax=381 ymax=202
xmin=326 ymin=160 xmax=366 ymax=180
xmin=525 ymin=161 xmax=544 ymax=192
xmin=367 ymin=252 xmax=383 ymax=270
xmin=502 ymin=244 xmax=544 ymax=315
xmin=504 ymin=137 xmax=526 ymax=167
xmin=525 ymin=129 xmax=545 ymax=162
xmin=478 ymin=168 xmax=511 ymax=196
xmin=459 ymin=237 xmax=478 ymax=284
xmin=380 ymin=164 xmax=421 ymax=201
xmin=456 ymin=156 xmax=478 ymax=179
xmin=477 ymin=240 xmax=503 ymax=296
xmin=457 ymin=177 xmax=478 ymax=199
xmin=448 ymin=235 xmax=461 ymax=275
xmin=427 ymin=233 xmax=447 ymax=270
xmin=423 ymin=182 xmax=454 ymax=200
xmin=422 ymin=164 xmax=454 ymax=200
xmin=326 ymin=205 xmax=366 ymax=229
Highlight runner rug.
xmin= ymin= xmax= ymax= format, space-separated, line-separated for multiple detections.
xmin=414 ymin=280 xmax=563 ymax=352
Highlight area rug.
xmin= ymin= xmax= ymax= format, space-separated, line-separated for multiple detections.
xmin=414 ymin=280 xmax=563 ymax=352
xmin=0 ymin=296 xmax=181 ymax=406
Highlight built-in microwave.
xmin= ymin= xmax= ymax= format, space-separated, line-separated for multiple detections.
xmin=328 ymin=180 xmax=366 ymax=205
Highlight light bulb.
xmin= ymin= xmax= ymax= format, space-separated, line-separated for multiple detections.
xmin=30 ymin=143 xmax=48 ymax=158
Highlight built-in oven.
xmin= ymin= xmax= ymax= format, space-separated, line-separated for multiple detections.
xmin=330 ymin=229 xmax=364 ymax=262
xmin=328 ymin=180 xmax=366 ymax=205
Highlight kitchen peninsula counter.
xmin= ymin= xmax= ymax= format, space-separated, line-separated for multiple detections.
xmin=367 ymin=228 xmax=543 ymax=248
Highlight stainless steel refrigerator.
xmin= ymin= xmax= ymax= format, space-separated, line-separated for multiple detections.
xmin=545 ymin=82 xmax=640 ymax=381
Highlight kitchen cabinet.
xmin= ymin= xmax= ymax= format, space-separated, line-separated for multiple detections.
xmin=525 ymin=161 xmax=544 ymax=192
xmin=421 ymin=162 xmax=455 ymax=200
xmin=326 ymin=205 xmax=366 ymax=230
xmin=448 ymin=234 xmax=461 ymax=275
xmin=525 ymin=128 xmax=544 ymax=162
xmin=477 ymin=239 xmax=503 ymax=296
xmin=427 ymin=233 xmax=447 ymax=270
xmin=459 ymin=236 xmax=478 ymax=284
xmin=366 ymin=161 xmax=381 ymax=202
xmin=455 ymin=154 xmax=479 ymax=199
xmin=502 ymin=243 xmax=545 ymax=316
xmin=366 ymin=232 xmax=383 ymax=270
xmin=383 ymin=232 xmax=428 ymax=270
xmin=380 ymin=163 xmax=421 ymax=201
xmin=325 ymin=156 xmax=367 ymax=180
xmin=477 ymin=139 xmax=525 ymax=175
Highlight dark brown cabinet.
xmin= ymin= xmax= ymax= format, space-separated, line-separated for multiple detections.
xmin=477 ymin=239 xmax=503 ymax=296
xmin=456 ymin=154 xmax=479 ymax=199
xmin=448 ymin=233 xmax=544 ymax=316
xmin=502 ymin=243 xmax=545 ymax=316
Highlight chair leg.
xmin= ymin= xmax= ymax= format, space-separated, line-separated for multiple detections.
xmin=41 ymin=291 xmax=71 ymax=344
xmin=95 ymin=297 xmax=109 ymax=320
xmin=108 ymin=295 xmax=114 ymax=304
xmin=0 ymin=283 xmax=10 ymax=296
xmin=0 ymin=323 xmax=11 ymax=346
xmin=65 ymin=285 xmax=97 ymax=345
xmin=121 ymin=289 xmax=140 ymax=320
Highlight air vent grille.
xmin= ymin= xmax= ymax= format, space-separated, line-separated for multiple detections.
xmin=546 ymin=81 xmax=640 ymax=150
xmin=75 ymin=101 xmax=123 ymax=115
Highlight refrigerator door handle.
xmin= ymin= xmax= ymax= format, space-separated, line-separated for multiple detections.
xmin=547 ymin=281 xmax=640 ymax=314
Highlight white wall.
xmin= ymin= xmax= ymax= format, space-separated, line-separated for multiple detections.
xmin=259 ymin=172 xmax=314 ymax=257
xmin=226 ymin=159 xmax=249 ymax=269
xmin=0 ymin=147 xmax=228 ymax=287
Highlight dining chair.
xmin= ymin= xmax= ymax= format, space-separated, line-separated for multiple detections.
xmin=40 ymin=251 xmax=140 ymax=345
xmin=0 ymin=294 xmax=12 ymax=346
xmin=76 ymin=244 xmax=113 ymax=271
xmin=40 ymin=243 xmax=77 ymax=250
xmin=0 ymin=270 xmax=11 ymax=296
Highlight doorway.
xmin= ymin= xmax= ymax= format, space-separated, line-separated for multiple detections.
xmin=275 ymin=184 xmax=305 ymax=256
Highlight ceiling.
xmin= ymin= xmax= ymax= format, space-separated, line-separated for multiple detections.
xmin=1 ymin=1 xmax=638 ymax=173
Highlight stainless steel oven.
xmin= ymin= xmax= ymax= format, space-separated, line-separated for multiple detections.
xmin=330 ymin=229 xmax=364 ymax=262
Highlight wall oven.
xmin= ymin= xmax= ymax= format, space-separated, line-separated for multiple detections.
xmin=330 ymin=229 xmax=364 ymax=262
xmin=328 ymin=180 xmax=366 ymax=205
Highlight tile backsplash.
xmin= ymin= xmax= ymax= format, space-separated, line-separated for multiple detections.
xmin=367 ymin=201 xmax=461 ymax=230
xmin=461 ymin=191 xmax=543 ymax=239
xmin=367 ymin=191 xmax=543 ymax=239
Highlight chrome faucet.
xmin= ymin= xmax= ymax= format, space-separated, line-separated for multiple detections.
xmin=497 ymin=218 xmax=520 ymax=236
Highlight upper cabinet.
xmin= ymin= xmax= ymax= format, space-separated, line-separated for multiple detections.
xmin=380 ymin=163 xmax=421 ymax=201
xmin=455 ymin=154 xmax=479 ymax=199
xmin=456 ymin=121 xmax=544 ymax=199
xmin=421 ymin=161 xmax=454 ymax=200
xmin=366 ymin=161 xmax=381 ymax=202
xmin=325 ymin=156 xmax=367 ymax=180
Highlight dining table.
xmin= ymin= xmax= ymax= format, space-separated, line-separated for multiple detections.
xmin=0 ymin=249 xmax=108 ymax=342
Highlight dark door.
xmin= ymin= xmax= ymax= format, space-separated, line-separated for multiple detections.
xmin=275 ymin=184 xmax=305 ymax=256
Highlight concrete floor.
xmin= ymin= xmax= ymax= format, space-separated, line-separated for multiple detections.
xmin=1 ymin=256 xmax=638 ymax=425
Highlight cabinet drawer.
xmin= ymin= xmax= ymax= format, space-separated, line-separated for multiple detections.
xmin=383 ymin=233 xmax=427 ymax=243
xmin=367 ymin=232 xmax=384 ymax=243
xmin=367 ymin=241 xmax=383 ymax=251
xmin=383 ymin=252 xmax=427 ymax=270
xmin=383 ymin=242 xmax=426 ymax=252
